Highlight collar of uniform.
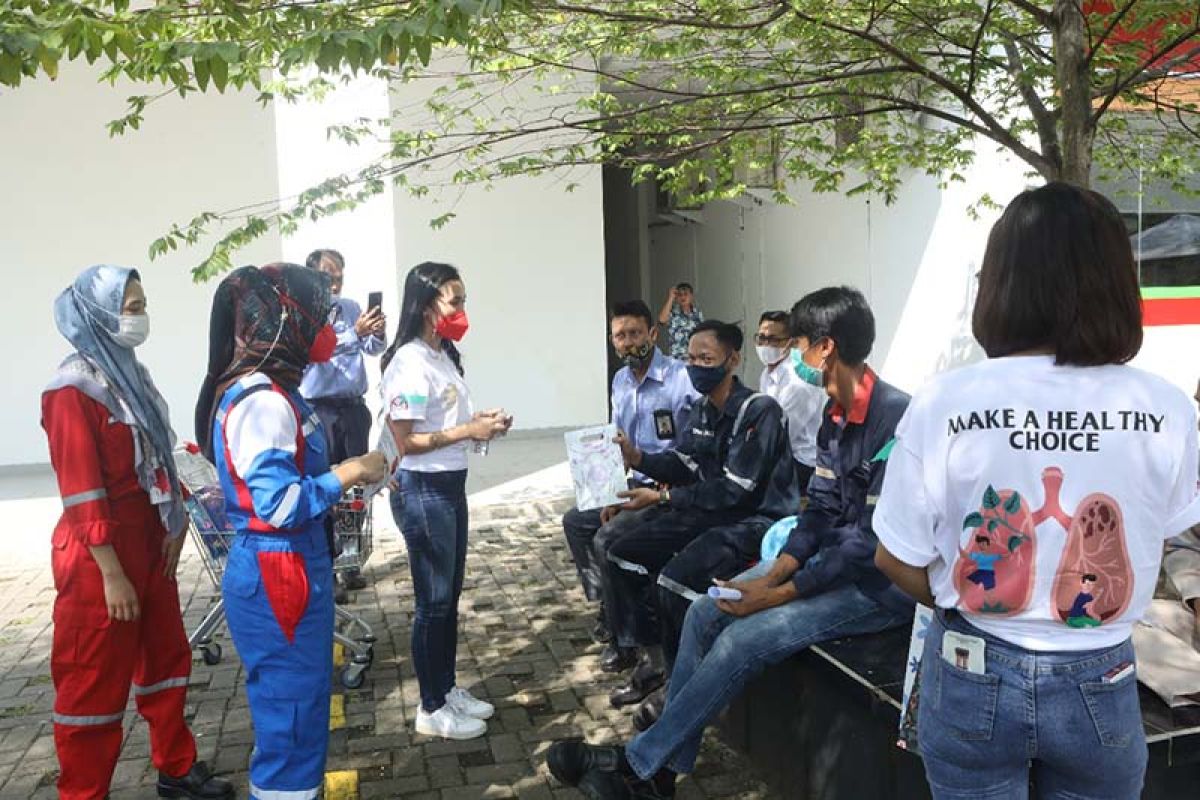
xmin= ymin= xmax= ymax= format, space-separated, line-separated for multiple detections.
xmin=644 ymin=347 xmax=670 ymax=384
xmin=709 ymin=377 xmax=751 ymax=419
xmin=829 ymin=365 xmax=876 ymax=425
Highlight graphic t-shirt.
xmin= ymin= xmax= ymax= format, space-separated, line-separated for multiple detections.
xmin=875 ymin=355 xmax=1200 ymax=650
xmin=380 ymin=339 xmax=473 ymax=473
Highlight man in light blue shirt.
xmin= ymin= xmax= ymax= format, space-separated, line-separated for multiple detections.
xmin=563 ymin=300 xmax=697 ymax=653
xmin=301 ymin=249 xmax=386 ymax=598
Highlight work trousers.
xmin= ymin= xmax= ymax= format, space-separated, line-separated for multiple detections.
xmin=51 ymin=499 xmax=196 ymax=800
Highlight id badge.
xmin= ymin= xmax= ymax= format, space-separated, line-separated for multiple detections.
xmin=942 ymin=630 xmax=986 ymax=674
xmin=653 ymin=409 xmax=676 ymax=440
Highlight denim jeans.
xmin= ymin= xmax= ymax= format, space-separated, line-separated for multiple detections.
xmin=390 ymin=469 xmax=469 ymax=713
xmin=625 ymin=560 xmax=911 ymax=778
xmin=918 ymin=611 xmax=1147 ymax=800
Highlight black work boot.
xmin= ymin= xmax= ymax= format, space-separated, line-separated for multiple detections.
xmin=580 ymin=768 xmax=677 ymax=800
xmin=157 ymin=761 xmax=234 ymax=798
xmin=547 ymin=739 xmax=626 ymax=787
xmin=609 ymin=660 xmax=665 ymax=708
xmin=600 ymin=644 xmax=639 ymax=673
xmin=632 ymin=684 xmax=667 ymax=732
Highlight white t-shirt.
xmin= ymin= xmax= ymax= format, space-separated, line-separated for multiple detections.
xmin=760 ymin=361 xmax=825 ymax=467
xmin=876 ymin=355 xmax=1200 ymax=651
xmin=380 ymin=339 xmax=473 ymax=473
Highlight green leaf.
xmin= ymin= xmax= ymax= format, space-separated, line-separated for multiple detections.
xmin=193 ymin=57 xmax=210 ymax=91
xmin=962 ymin=512 xmax=984 ymax=530
xmin=982 ymin=486 xmax=1001 ymax=510
xmin=210 ymin=56 xmax=228 ymax=92
xmin=1007 ymin=535 xmax=1024 ymax=553
xmin=1003 ymin=491 xmax=1022 ymax=515
xmin=987 ymin=519 xmax=1000 ymax=532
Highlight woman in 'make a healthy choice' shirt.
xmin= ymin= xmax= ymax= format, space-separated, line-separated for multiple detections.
xmin=875 ymin=183 xmax=1200 ymax=800
xmin=379 ymin=261 xmax=512 ymax=741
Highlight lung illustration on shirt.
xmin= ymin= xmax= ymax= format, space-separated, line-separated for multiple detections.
xmin=955 ymin=482 xmax=1038 ymax=616
xmin=954 ymin=467 xmax=1133 ymax=625
xmin=1042 ymin=469 xmax=1133 ymax=628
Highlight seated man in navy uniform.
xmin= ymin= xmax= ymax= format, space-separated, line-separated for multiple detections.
xmin=548 ymin=287 xmax=913 ymax=799
xmin=562 ymin=300 xmax=697 ymax=649
xmin=597 ymin=320 xmax=800 ymax=710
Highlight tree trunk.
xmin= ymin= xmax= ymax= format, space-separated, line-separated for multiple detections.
xmin=1052 ymin=0 xmax=1094 ymax=187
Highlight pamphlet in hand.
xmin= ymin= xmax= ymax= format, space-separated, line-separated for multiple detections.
xmin=565 ymin=424 xmax=628 ymax=512
xmin=897 ymin=604 xmax=933 ymax=753
xmin=364 ymin=422 xmax=402 ymax=499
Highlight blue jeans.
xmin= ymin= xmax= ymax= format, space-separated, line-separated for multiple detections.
xmin=625 ymin=560 xmax=911 ymax=778
xmin=390 ymin=469 xmax=469 ymax=713
xmin=919 ymin=611 xmax=1146 ymax=800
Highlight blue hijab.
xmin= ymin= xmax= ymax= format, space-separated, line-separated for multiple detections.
xmin=50 ymin=265 xmax=185 ymax=535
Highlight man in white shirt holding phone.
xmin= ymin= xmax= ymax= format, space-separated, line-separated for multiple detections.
xmin=300 ymin=248 xmax=387 ymax=601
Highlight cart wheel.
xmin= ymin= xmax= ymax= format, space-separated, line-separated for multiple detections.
xmin=341 ymin=665 xmax=366 ymax=690
xmin=201 ymin=643 xmax=223 ymax=666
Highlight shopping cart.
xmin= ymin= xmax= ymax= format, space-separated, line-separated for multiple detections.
xmin=173 ymin=445 xmax=377 ymax=689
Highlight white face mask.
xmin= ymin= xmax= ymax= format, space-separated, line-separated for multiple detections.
xmin=113 ymin=313 xmax=150 ymax=348
xmin=755 ymin=344 xmax=788 ymax=367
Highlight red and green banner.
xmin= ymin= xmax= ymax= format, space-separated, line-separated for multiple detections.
xmin=1142 ymin=287 xmax=1200 ymax=327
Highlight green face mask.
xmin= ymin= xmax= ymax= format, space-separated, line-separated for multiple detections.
xmin=791 ymin=346 xmax=825 ymax=387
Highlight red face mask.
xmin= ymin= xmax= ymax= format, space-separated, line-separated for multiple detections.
xmin=435 ymin=309 xmax=470 ymax=342
xmin=308 ymin=324 xmax=336 ymax=363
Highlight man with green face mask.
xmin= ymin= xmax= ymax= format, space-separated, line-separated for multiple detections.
xmin=562 ymin=300 xmax=697 ymax=653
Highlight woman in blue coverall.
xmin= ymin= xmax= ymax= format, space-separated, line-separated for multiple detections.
xmin=195 ymin=264 xmax=386 ymax=800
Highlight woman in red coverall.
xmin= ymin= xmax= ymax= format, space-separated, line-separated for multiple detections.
xmin=42 ymin=264 xmax=233 ymax=800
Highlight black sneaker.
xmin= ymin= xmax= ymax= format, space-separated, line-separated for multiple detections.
xmin=547 ymin=739 xmax=625 ymax=787
xmin=342 ymin=570 xmax=368 ymax=590
xmin=157 ymin=761 xmax=234 ymax=799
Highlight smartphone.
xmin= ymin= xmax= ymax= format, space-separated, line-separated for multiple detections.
xmin=367 ymin=291 xmax=383 ymax=313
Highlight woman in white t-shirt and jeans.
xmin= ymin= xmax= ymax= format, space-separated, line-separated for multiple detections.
xmin=875 ymin=183 xmax=1200 ymax=799
xmin=380 ymin=262 xmax=511 ymax=740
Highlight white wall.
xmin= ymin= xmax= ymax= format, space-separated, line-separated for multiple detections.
xmin=0 ymin=63 xmax=281 ymax=467
xmin=647 ymin=146 xmax=1032 ymax=394
xmin=387 ymin=69 xmax=609 ymax=431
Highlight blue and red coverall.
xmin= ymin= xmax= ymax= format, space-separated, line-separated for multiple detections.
xmin=213 ymin=373 xmax=344 ymax=800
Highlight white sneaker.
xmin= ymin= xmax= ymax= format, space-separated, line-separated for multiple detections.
xmin=447 ymin=686 xmax=495 ymax=720
xmin=415 ymin=705 xmax=487 ymax=740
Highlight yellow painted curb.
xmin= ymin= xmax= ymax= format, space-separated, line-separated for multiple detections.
xmin=323 ymin=769 xmax=358 ymax=800
xmin=333 ymin=641 xmax=346 ymax=668
xmin=329 ymin=693 xmax=346 ymax=730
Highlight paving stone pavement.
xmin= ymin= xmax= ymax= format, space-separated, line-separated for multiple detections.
xmin=0 ymin=490 xmax=777 ymax=799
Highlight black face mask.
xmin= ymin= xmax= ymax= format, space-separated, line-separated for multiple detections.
xmin=621 ymin=341 xmax=654 ymax=369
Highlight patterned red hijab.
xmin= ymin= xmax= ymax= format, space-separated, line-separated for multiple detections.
xmin=195 ymin=263 xmax=331 ymax=455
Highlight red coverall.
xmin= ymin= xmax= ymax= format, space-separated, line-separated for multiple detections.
xmin=42 ymin=386 xmax=197 ymax=800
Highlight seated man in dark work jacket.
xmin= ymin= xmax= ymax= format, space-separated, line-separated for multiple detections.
xmin=549 ymin=286 xmax=913 ymax=800
xmin=596 ymin=319 xmax=800 ymax=709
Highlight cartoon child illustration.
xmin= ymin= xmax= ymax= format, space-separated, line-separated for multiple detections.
xmin=1065 ymin=573 xmax=1102 ymax=628
xmin=965 ymin=534 xmax=1004 ymax=591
